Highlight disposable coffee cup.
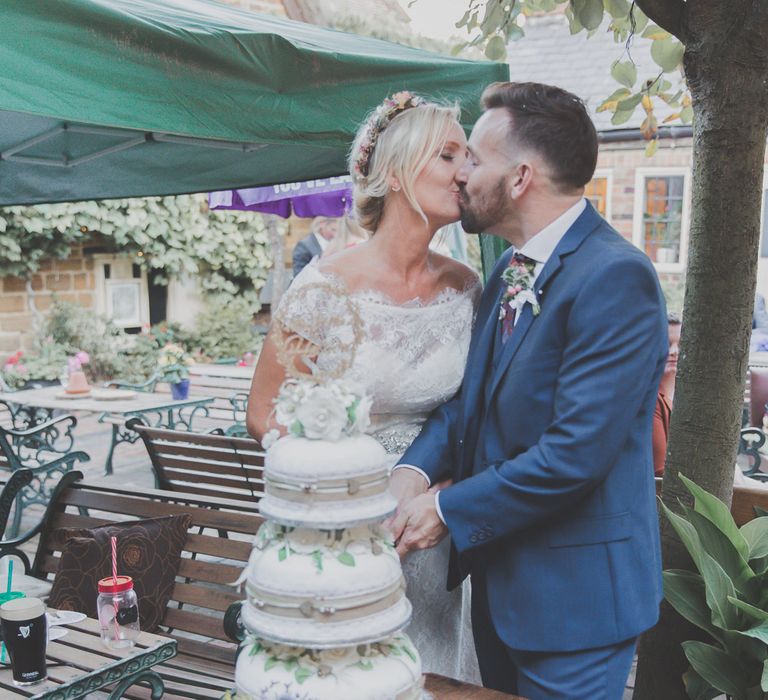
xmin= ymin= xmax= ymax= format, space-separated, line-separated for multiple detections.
xmin=0 ymin=597 xmax=47 ymax=685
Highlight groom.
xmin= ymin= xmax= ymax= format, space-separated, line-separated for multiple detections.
xmin=389 ymin=82 xmax=667 ymax=699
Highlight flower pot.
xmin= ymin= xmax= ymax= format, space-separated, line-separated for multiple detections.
xmin=170 ymin=379 xmax=190 ymax=400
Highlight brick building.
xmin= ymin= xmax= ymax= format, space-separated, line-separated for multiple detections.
xmin=508 ymin=13 xmax=768 ymax=308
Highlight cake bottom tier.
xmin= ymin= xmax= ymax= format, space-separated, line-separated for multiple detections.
xmin=235 ymin=633 xmax=424 ymax=700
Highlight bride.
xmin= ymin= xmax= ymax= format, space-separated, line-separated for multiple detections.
xmin=247 ymin=91 xmax=480 ymax=683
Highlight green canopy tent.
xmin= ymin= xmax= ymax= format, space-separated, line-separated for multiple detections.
xmin=0 ymin=0 xmax=508 ymax=207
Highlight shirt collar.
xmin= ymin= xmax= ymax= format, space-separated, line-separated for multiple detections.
xmin=517 ymin=198 xmax=587 ymax=265
xmin=314 ymin=232 xmax=330 ymax=251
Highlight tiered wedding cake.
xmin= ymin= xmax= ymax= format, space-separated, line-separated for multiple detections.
xmin=234 ymin=379 xmax=425 ymax=699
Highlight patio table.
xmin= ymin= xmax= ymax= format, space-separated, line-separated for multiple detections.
xmin=0 ymin=386 xmax=213 ymax=475
xmin=0 ymin=614 xmax=176 ymax=699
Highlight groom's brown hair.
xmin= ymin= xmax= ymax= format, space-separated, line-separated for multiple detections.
xmin=481 ymin=82 xmax=598 ymax=191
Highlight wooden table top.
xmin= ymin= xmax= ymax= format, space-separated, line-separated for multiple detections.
xmin=424 ymin=673 xmax=525 ymax=699
xmin=0 ymin=614 xmax=176 ymax=699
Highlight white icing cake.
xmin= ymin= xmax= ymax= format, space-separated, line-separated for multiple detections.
xmin=235 ymin=634 xmax=424 ymax=700
xmin=259 ymin=435 xmax=396 ymax=528
xmin=241 ymin=522 xmax=411 ymax=647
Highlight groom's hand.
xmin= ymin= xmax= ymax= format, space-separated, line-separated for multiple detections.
xmin=385 ymin=469 xmax=429 ymax=541
xmin=394 ymin=493 xmax=448 ymax=557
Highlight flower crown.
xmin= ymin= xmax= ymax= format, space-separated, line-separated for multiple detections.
xmin=352 ymin=91 xmax=426 ymax=182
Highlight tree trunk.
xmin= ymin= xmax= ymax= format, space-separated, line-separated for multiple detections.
xmin=634 ymin=19 xmax=768 ymax=699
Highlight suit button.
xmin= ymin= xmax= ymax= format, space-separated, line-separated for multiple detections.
xmin=470 ymin=534 xmax=478 ymax=544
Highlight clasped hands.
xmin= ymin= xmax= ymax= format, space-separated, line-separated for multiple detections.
xmin=386 ymin=469 xmax=449 ymax=557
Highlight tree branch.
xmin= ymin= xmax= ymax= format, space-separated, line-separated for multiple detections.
xmin=634 ymin=0 xmax=685 ymax=41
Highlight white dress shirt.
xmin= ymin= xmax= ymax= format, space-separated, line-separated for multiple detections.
xmin=394 ymin=198 xmax=587 ymax=523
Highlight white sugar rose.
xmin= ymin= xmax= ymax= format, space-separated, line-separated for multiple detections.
xmin=295 ymin=387 xmax=348 ymax=441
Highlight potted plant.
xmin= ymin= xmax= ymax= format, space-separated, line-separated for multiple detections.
xmin=662 ymin=474 xmax=768 ymax=700
xmin=157 ymin=343 xmax=193 ymax=400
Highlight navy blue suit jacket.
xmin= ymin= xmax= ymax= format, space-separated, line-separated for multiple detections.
xmin=401 ymin=202 xmax=667 ymax=652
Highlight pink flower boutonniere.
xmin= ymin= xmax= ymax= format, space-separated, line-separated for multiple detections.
xmin=499 ymin=253 xmax=540 ymax=321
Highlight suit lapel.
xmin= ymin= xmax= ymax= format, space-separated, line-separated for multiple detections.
xmin=487 ymin=202 xmax=604 ymax=400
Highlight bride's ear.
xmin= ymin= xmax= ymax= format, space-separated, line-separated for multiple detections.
xmin=388 ymin=177 xmax=402 ymax=193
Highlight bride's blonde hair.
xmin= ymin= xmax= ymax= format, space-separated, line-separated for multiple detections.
xmin=349 ymin=97 xmax=461 ymax=233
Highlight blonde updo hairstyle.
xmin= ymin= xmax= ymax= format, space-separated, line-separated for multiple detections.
xmin=349 ymin=99 xmax=461 ymax=233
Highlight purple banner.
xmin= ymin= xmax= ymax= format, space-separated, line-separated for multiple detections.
xmin=209 ymin=177 xmax=352 ymax=218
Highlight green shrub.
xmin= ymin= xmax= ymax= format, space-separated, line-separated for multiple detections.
xmin=189 ymin=297 xmax=258 ymax=361
xmin=662 ymin=474 xmax=768 ymax=700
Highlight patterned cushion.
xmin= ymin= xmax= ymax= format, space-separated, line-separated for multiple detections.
xmin=48 ymin=514 xmax=191 ymax=632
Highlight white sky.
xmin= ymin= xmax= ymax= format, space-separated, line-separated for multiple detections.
xmin=396 ymin=0 xmax=473 ymax=41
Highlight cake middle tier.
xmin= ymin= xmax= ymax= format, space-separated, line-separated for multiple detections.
xmin=241 ymin=523 xmax=412 ymax=647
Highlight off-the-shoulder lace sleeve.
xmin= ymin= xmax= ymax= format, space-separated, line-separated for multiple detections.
xmin=271 ymin=264 xmax=333 ymax=346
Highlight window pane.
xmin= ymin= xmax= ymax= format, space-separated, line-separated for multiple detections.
xmin=585 ymin=177 xmax=608 ymax=217
xmin=643 ymin=175 xmax=684 ymax=264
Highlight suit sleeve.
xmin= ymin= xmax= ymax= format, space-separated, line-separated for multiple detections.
xmin=439 ymin=254 xmax=667 ymax=553
xmin=292 ymin=240 xmax=314 ymax=278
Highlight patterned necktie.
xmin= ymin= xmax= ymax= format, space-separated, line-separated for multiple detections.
xmin=501 ymin=252 xmax=536 ymax=344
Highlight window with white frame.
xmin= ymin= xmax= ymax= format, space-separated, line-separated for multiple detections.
xmin=633 ymin=168 xmax=691 ymax=270
xmin=585 ymin=169 xmax=612 ymax=222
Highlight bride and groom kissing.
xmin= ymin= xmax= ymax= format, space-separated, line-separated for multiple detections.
xmin=248 ymin=81 xmax=667 ymax=700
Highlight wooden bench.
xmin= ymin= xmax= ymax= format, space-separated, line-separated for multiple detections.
xmin=127 ymin=419 xmax=265 ymax=502
xmin=2 ymin=470 xmax=261 ymax=699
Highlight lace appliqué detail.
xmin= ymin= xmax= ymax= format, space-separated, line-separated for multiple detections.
xmin=373 ymin=426 xmax=422 ymax=455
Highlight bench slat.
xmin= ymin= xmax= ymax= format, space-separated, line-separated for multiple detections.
xmin=163 ymin=606 xmax=227 ymax=640
xmin=161 ymin=468 xmax=263 ymax=493
xmin=171 ymin=581 xmax=242 ymax=611
xmin=157 ymin=456 xmax=264 ymax=479
xmin=151 ymin=443 xmax=264 ymax=467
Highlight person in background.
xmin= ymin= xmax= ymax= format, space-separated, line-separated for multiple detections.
xmin=321 ymin=214 xmax=368 ymax=257
xmin=291 ymin=216 xmax=338 ymax=277
xmin=653 ymin=312 xmax=682 ymax=476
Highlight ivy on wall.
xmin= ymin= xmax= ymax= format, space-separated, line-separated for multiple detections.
xmin=0 ymin=194 xmax=276 ymax=308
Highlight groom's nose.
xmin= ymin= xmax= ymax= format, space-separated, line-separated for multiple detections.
xmin=455 ymin=162 xmax=468 ymax=185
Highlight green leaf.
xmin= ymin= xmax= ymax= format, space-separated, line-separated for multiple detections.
xmin=506 ymin=24 xmax=524 ymax=42
xmin=577 ymin=0 xmax=604 ymax=30
xmin=629 ymin=4 xmax=648 ymax=33
xmin=682 ymin=641 xmax=747 ymax=696
xmin=312 ymin=550 xmax=324 ymax=572
xmin=685 ymin=508 xmax=755 ymax=593
xmin=679 ymin=474 xmax=751 ymax=562
xmin=728 ymin=595 xmax=768 ymax=623
xmin=660 ymin=500 xmax=704 ymax=571
xmin=683 ymin=667 xmax=722 ymax=700
xmin=484 ymin=34 xmax=507 ymax=61
xmin=278 ymin=545 xmax=289 ymax=562
xmin=356 ymin=659 xmax=374 ymax=671
xmin=742 ymin=518 xmax=768 ymax=560
xmin=680 ymin=105 xmax=694 ymax=124
xmin=738 ymin=619 xmax=768 ymax=645
xmin=651 ymin=37 xmax=685 ymax=72
xmin=699 ymin=552 xmax=740 ymax=630
xmin=402 ymin=644 xmax=417 ymax=662
xmin=603 ymin=0 xmax=630 ymax=19
xmin=264 ymin=657 xmax=279 ymax=671
xmin=645 ymin=139 xmax=659 ymax=157
xmin=295 ymin=666 xmax=313 ymax=684
xmin=663 ymin=570 xmax=722 ymax=638
xmin=611 ymin=60 xmax=637 ymax=89
xmin=337 ymin=552 xmax=356 ymax=567
xmin=642 ymin=24 xmax=671 ymax=40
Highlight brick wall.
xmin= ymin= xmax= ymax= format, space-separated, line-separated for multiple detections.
xmin=0 ymin=245 xmax=96 ymax=354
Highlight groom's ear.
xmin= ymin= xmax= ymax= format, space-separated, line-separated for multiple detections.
xmin=508 ymin=161 xmax=534 ymax=200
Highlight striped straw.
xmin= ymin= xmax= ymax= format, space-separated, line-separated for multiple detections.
xmin=111 ymin=536 xmax=120 ymax=641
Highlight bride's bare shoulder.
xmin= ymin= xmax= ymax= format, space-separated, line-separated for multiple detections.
xmin=315 ymin=245 xmax=373 ymax=290
xmin=430 ymin=252 xmax=480 ymax=292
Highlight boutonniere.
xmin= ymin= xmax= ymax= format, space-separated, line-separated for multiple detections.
xmin=499 ymin=253 xmax=541 ymax=321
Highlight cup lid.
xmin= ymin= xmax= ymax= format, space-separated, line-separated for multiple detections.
xmin=0 ymin=597 xmax=45 ymax=621
xmin=98 ymin=575 xmax=133 ymax=593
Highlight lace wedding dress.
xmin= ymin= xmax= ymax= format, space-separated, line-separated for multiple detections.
xmin=275 ymin=260 xmax=482 ymax=683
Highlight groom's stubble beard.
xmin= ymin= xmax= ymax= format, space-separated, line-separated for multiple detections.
xmin=458 ymin=176 xmax=511 ymax=234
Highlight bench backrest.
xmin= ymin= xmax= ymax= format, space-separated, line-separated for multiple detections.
xmin=131 ymin=423 xmax=265 ymax=502
xmin=32 ymin=477 xmax=262 ymax=658
xmin=154 ymin=371 xmax=252 ymax=423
